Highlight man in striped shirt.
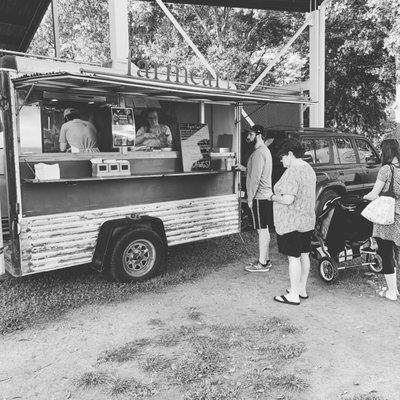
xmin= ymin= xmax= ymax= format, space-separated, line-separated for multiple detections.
xmin=236 ymin=125 xmax=273 ymax=272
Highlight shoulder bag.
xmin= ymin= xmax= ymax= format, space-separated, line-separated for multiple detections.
xmin=361 ymin=165 xmax=396 ymax=225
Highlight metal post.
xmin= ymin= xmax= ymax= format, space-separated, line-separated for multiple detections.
xmin=309 ymin=3 xmax=325 ymax=127
xmin=51 ymin=0 xmax=61 ymax=57
xmin=199 ymin=101 xmax=205 ymax=123
xmin=109 ymin=0 xmax=129 ymax=69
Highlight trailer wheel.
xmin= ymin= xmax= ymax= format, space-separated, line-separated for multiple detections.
xmin=109 ymin=228 xmax=167 ymax=282
xmin=319 ymin=257 xmax=339 ymax=283
xmin=367 ymin=253 xmax=383 ymax=273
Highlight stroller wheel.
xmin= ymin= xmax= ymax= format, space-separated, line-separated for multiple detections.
xmin=319 ymin=257 xmax=339 ymax=283
xmin=367 ymin=253 xmax=383 ymax=273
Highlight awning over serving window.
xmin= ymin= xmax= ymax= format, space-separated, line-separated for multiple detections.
xmin=13 ymin=70 xmax=310 ymax=104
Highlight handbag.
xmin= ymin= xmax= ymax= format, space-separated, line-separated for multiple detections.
xmin=361 ymin=165 xmax=396 ymax=225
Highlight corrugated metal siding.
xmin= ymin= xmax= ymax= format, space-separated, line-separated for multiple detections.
xmin=19 ymin=194 xmax=239 ymax=274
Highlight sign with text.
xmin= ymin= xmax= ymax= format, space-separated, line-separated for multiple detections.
xmin=179 ymin=123 xmax=211 ymax=172
xmin=111 ymin=107 xmax=135 ymax=148
xmin=128 ymin=50 xmax=232 ymax=89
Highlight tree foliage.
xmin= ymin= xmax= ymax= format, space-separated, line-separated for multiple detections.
xmin=28 ymin=0 xmax=399 ymax=138
xmin=325 ymin=0 xmax=396 ymax=138
xmin=29 ymin=0 xmax=110 ymax=63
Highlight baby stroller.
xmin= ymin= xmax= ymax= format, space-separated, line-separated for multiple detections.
xmin=311 ymin=194 xmax=383 ymax=283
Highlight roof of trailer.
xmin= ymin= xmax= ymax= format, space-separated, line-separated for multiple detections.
xmin=12 ymin=70 xmax=310 ymax=104
xmin=0 ymin=0 xmax=51 ymax=51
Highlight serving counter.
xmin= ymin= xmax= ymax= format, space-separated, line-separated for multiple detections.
xmin=18 ymin=152 xmax=236 ymax=218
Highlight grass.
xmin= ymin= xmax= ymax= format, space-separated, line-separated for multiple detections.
xmin=187 ymin=307 xmax=203 ymax=321
xmin=147 ymin=318 xmax=165 ymax=327
xmin=140 ymin=354 xmax=172 ymax=373
xmin=109 ymin=377 xmax=155 ymax=398
xmin=344 ymin=395 xmax=387 ymax=400
xmin=267 ymin=343 xmax=306 ymax=360
xmin=183 ymin=380 xmax=240 ymax=400
xmin=78 ymin=315 xmax=308 ymax=399
xmin=75 ymin=372 xmax=155 ymax=399
xmin=75 ymin=370 xmax=114 ymax=388
xmin=97 ymin=338 xmax=151 ymax=363
xmin=0 ymin=234 xmax=253 ymax=335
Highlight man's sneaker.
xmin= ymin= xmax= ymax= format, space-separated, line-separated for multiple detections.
xmin=245 ymin=260 xmax=272 ymax=272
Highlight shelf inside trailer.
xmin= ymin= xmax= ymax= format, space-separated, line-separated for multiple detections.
xmin=23 ymin=170 xmax=234 ymax=183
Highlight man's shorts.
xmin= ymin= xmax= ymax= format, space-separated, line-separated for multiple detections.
xmin=250 ymin=199 xmax=273 ymax=230
xmin=277 ymin=230 xmax=313 ymax=257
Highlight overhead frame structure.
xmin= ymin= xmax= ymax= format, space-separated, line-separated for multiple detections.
xmin=0 ymin=0 xmax=51 ymax=51
xmin=142 ymin=0 xmax=324 ymax=12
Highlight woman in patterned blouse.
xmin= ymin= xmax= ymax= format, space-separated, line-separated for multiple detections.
xmin=269 ymin=138 xmax=316 ymax=305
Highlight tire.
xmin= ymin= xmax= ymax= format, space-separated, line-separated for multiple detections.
xmin=316 ymin=189 xmax=340 ymax=216
xmin=319 ymin=257 xmax=339 ymax=283
xmin=367 ymin=253 xmax=383 ymax=273
xmin=109 ymin=228 xmax=167 ymax=282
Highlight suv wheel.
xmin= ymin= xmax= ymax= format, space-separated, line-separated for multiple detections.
xmin=316 ymin=189 xmax=340 ymax=216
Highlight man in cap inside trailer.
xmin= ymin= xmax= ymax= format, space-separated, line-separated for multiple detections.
xmin=59 ymin=108 xmax=99 ymax=153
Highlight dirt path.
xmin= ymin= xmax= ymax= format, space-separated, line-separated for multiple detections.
xmin=1 ymin=244 xmax=400 ymax=400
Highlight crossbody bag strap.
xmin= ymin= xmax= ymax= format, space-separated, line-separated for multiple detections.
xmin=389 ymin=164 xmax=395 ymax=192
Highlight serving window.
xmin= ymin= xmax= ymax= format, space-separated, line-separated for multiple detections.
xmin=18 ymin=90 xmax=237 ymax=154
xmin=16 ymin=86 xmax=239 ymax=181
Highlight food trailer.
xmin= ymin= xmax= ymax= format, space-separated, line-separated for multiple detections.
xmin=0 ymin=52 xmax=307 ymax=281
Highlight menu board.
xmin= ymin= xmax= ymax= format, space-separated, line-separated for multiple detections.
xmin=111 ymin=107 xmax=135 ymax=147
xmin=179 ymin=123 xmax=211 ymax=172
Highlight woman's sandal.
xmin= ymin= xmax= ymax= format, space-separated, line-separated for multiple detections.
xmin=273 ymin=295 xmax=300 ymax=306
xmin=286 ymin=288 xmax=308 ymax=299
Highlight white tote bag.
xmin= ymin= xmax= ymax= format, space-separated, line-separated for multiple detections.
xmin=361 ymin=195 xmax=395 ymax=225
xmin=361 ymin=165 xmax=395 ymax=225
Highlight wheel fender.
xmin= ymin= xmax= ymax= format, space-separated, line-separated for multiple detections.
xmin=316 ymin=180 xmax=346 ymax=200
xmin=92 ymin=215 xmax=167 ymax=272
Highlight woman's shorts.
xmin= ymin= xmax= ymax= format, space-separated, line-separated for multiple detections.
xmin=277 ymin=230 xmax=313 ymax=258
xmin=251 ymin=199 xmax=273 ymax=230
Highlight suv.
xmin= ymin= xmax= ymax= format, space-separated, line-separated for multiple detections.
xmin=286 ymin=128 xmax=381 ymax=214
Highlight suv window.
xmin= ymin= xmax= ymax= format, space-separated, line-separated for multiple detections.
xmin=355 ymin=139 xmax=379 ymax=164
xmin=333 ymin=138 xmax=357 ymax=164
xmin=302 ymin=138 xmax=330 ymax=164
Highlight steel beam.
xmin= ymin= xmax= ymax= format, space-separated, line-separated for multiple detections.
xmin=109 ymin=0 xmax=130 ymax=69
xmin=51 ymin=0 xmax=61 ymax=57
xmin=309 ymin=2 xmax=325 ymax=127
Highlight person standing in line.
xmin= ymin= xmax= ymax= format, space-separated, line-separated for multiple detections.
xmin=270 ymin=138 xmax=316 ymax=305
xmin=363 ymin=136 xmax=400 ymax=301
xmin=235 ymin=125 xmax=273 ymax=272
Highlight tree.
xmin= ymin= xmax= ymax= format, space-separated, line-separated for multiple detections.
xmin=367 ymin=0 xmax=400 ymax=123
xmin=128 ymin=2 xmax=308 ymax=86
xmin=324 ymin=0 xmax=396 ymax=138
xmin=28 ymin=0 xmax=397 ymax=139
xmin=29 ymin=0 xmax=110 ymax=64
